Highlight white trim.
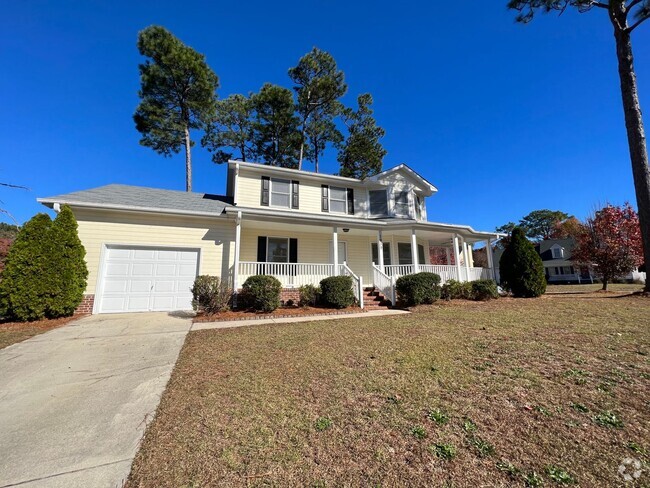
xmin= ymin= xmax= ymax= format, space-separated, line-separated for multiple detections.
xmin=230 ymin=160 xmax=364 ymax=185
xmin=233 ymin=163 xmax=240 ymax=206
xmin=328 ymin=186 xmax=349 ymax=214
xmin=366 ymin=163 xmax=438 ymax=195
xmin=94 ymin=243 xmax=201 ymax=314
xmin=38 ymin=199 xmax=226 ymax=219
xmin=329 ymin=239 xmax=348 ymax=266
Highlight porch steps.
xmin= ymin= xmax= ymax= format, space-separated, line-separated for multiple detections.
xmin=363 ymin=287 xmax=392 ymax=310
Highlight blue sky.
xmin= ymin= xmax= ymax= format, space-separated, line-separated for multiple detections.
xmin=1 ymin=1 xmax=648 ymax=232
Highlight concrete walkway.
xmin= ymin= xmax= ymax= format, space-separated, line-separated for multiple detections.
xmin=0 ymin=313 xmax=191 ymax=488
xmin=191 ymin=308 xmax=409 ymax=330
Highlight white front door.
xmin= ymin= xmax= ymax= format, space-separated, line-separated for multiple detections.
xmin=98 ymin=246 xmax=199 ymax=313
xmin=329 ymin=241 xmax=348 ymax=265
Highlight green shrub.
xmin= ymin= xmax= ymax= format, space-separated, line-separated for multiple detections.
xmin=46 ymin=206 xmax=88 ymax=317
xmin=241 ymin=275 xmax=282 ymax=312
xmin=0 ymin=214 xmax=53 ymax=321
xmin=395 ymin=272 xmax=441 ymax=306
xmin=319 ymin=275 xmax=355 ymax=309
xmin=499 ymin=227 xmax=546 ymax=298
xmin=471 ymin=280 xmax=499 ymax=301
xmin=440 ymin=279 xmax=473 ymax=300
xmin=298 ymin=284 xmax=320 ymax=307
xmin=191 ymin=275 xmax=232 ymax=314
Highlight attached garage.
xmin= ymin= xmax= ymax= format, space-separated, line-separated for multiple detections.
xmin=97 ymin=246 xmax=199 ymax=313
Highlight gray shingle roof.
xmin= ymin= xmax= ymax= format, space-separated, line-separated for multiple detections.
xmin=39 ymin=184 xmax=233 ymax=216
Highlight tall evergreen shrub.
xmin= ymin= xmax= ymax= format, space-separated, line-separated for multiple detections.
xmin=499 ymin=227 xmax=546 ymax=298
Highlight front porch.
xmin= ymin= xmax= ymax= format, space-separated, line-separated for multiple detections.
xmin=230 ymin=210 xmax=499 ymax=308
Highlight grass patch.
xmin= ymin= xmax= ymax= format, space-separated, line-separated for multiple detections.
xmin=125 ymin=293 xmax=650 ymax=487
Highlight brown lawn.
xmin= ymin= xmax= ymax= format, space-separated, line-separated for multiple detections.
xmin=126 ymin=285 xmax=650 ymax=487
xmin=0 ymin=316 xmax=80 ymax=350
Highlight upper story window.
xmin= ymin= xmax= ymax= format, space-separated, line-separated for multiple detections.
xmin=551 ymin=246 xmax=564 ymax=259
xmin=415 ymin=195 xmax=422 ymax=220
xmin=321 ymin=185 xmax=354 ymax=215
xmin=369 ymin=190 xmax=388 ymax=216
xmin=329 ymin=186 xmax=348 ymax=213
xmin=261 ymin=176 xmax=299 ymax=209
xmin=394 ymin=191 xmax=410 ymax=218
xmin=270 ymin=179 xmax=291 ymax=208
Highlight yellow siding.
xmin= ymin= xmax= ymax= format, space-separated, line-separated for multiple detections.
xmin=73 ymin=208 xmax=235 ymax=294
xmin=240 ymin=228 xmax=375 ymax=284
xmin=235 ymin=167 xmax=367 ymax=217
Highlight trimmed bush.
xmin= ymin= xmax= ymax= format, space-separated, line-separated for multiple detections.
xmin=440 ymin=279 xmax=473 ymax=301
xmin=319 ymin=275 xmax=355 ymax=309
xmin=241 ymin=275 xmax=282 ymax=312
xmin=396 ymin=272 xmax=441 ymax=307
xmin=0 ymin=207 xmax=89 ymax=321
xmin=471 ymin=280 xmax=499 ymax=301
xmin=46 ymin=206 xmax=89 ymax=317
xmin=299 ymin=284 xmax=320 ymax=307
xmin=499 ymin=227 xmax=546 ymax=298
xmin=0 ymin=214 xmax=53 ymax=321
xmin=191 ymin=275 xmax=232 ymax=314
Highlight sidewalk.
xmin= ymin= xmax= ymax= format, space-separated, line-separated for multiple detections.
xmin=191 ymin=309 xmax=409 ymax=331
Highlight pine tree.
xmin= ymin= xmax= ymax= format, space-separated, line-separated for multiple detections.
xmin=0 ymin=214 xmax=53 ymax=321
xmin=47 ymin=205 xmax=88 ymax=317
xmin=338 ymin=94 xmax=387 ymax=179
xmin=134 ymin=26 xmax=219 ymax=192
xmin=499 ymin=227 xmax=546 ymax=297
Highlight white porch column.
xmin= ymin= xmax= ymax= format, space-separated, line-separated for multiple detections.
xmin=332 ymin=226 xmax=339 ymax=275
xmin=453 ymin=234 xmax=462 ymax=281
xmin=377 ymin=230 xmax=385 ymax=272
xmin=485 ymin=238 xmax=495 ymax=280
xmin=233 ymin=211 xmax=242 ymax=291
xmin=445 ymin=247 xmax=452 ymax=266
xmin=462 ymin=238 xmax=471 ymax=282
xmin=411 ymin=228 xmax=419 ymax=273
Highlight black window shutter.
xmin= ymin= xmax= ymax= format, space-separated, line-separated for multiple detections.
xmin=347 ymin=188 xmax=354 ymax=215
xmin=291 ymin=180 xmax=299 ymax=209
xmin=289 ymin=238 xmax=298 ymax=263
xmin=321 ymin=185 xmax=329 ymax=212
xmin=261 ymin=177 xmax=270 ymax=206
xmin=257 ymin=236 xmax=267 ymax=262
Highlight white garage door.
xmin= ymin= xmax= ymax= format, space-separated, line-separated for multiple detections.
xmin=98 ymin=246 xmax=199 ymax=313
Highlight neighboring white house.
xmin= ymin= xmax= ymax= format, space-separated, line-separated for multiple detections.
xmin=38 ymin=161 xmax=499 ymax=314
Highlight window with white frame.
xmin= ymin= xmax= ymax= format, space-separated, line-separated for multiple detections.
xmin=270 ymin=178 xmax=291 ymax=208
xmin=394 ymin=191 xmax=410 ymax=218
xmin=329 ymin=186 xmax=348 ymax=214
xmin=267 ymin=237 xmax=289 ymax=263
xmin=369 ymin=189 xmax=388 ymax=216
xmin=551 ymin=246 xmax=564 ymax=259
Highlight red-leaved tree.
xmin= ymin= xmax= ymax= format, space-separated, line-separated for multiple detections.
xmin=572 ymin=203 xmax=644 ymax=290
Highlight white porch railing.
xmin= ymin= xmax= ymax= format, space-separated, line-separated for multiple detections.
xmin=340 ymin=262 xmax=364 ymax=309
xmin=373 ymin=264 xmax=396 ymax=305
xmin=238 ymin=262 xmax=336 ymax=288
xmin=383 ymin=264 xmax=490 ymax=283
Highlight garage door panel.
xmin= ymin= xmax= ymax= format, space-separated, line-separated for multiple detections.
xmin=98 ymin=246 xmax=198 ymax=313
xmin=155 ymin=264 xmax=177 ymax=277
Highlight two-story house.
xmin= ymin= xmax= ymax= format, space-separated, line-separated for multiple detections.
xmin=38 ymin=161 xmax=499 ymax=314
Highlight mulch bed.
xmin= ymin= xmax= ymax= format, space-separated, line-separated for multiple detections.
xmin=193 ymin=306 xmax=364 ymax=323
xmin=0 ymin=315 xmax=83 ymax=350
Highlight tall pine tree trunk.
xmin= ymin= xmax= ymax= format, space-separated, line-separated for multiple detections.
xmin=613 ymin=24 xmax=650 ymax=292
xmin=184 ymin=125 xmax=192 ymax=192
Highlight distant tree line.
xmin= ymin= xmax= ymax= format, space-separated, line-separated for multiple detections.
xmin=134 ymin=26 xmax=387 ymax=191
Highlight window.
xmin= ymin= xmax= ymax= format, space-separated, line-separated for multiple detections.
xmin=394 ymin=191 xmax=410 ymax=218
xmin=329 ymin=186 xmax=348 ymax=213
xmin=369 ymin=190 xmax=388 ymax=216
xmin=551 ymin=246 xmax=564 ymax=259
xmin=398 ymin=243 xmax=412 ymax=265
xmin=270 ymin=178 xmax=291 ymax=208
xmin=415 ymin=195 xmax=422 ymax=220
xmin=418 ymin=244 xmax=426 ymax=265
xmin=371 ymin=242 xmax=392 ymax=266
xmin=267 ymin=237 xmax=289 ymax=263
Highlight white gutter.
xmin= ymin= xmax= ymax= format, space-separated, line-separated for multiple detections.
xmin=36 ymin=198 xmax=226 ymax=219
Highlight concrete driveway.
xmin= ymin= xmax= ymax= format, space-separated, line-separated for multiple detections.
xmin=0 ymin=312 xmax=191 ymax=488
